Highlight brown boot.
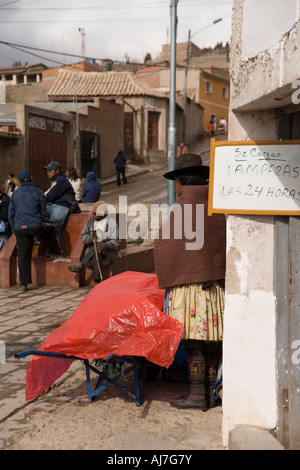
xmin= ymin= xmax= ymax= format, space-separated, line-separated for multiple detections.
xmin=67 ymin=262 xmax=82 ymax=273
xmin=170 ymin=345 xmax=207 ymax=410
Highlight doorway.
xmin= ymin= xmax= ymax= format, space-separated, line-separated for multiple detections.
xmin=275 ymin=110 xmax=300 ymax=449
xmin=147 ymin=111 xmax=159 ymax=149
xmin=80 ymin=131 xmax=100 ymax=179
xmin=124 ymin=112 xmax=135 ymax=160
xmin=29 ymin=115 xmax=68 ymax=191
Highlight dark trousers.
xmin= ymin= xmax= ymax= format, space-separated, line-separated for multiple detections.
xmin=116 ymin=168 xmax=127 ymax=186
xmin=82 ymin=245 xmax=115 ymax=282
xmin=14 ymin=225 xmax=60 ymax=285
xmin=82 ymin=250 xmax=102 ymax=282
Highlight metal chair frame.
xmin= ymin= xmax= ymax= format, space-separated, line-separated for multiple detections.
xmin=15 ymin=350 xmax=146 ymax=406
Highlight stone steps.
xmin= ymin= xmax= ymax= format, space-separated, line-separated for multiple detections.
xmin=0 ymin=213 xmax=154 ymax=288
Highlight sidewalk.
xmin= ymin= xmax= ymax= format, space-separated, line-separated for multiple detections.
xmin=0 ymin=284 xmax=91 ymax=424
xmin=100 ymin=162 xmax=159 ymax=187
xmin=100 ymin=134 xmax=228 ymax=187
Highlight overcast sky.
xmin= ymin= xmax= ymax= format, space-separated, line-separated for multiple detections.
xmin=0 ymin=0 xmax=234 ymax=68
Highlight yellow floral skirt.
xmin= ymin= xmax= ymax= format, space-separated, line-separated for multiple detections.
xmin=166 ymin=282 xmax=224 ymax=341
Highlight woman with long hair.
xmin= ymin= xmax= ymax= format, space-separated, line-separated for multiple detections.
xmin=66 ymin=167 xmax=82 ymax=202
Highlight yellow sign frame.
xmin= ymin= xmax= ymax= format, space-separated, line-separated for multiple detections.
xmin=208 ymin=138 xmax=300 ymax=216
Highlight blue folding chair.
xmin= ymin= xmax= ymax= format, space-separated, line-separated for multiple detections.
xmin=15 ymin=350 xmax=147 ymax=406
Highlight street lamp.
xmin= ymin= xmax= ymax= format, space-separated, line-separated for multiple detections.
xmin=182 ymin=18 xmax=223 ymax=142
xmin=191 ymin=18 xmax=222 ymax=41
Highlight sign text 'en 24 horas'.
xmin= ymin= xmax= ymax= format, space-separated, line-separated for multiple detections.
xmin=208 ymin=139 xmax=300 ymax=216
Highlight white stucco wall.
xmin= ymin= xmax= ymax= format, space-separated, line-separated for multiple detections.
xmin=242 ymin=0 xmax=300 ymax=60
xmin=223 ymin=0 xmax=300 ymax=447
xmin=230 ymin=0 xmax=300 ymax=111
xmin=223 ymin=211 xmax=277 ymax=442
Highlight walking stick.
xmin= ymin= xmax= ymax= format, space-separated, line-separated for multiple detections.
xmin=91 ymin=231 xmax=103 ymax=282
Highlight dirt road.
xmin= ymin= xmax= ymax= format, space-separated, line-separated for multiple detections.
xmin=1 ymin=364 xmax=224 ymax=450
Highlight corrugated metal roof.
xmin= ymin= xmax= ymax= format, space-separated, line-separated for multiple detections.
xmin=48 ymin=70 xmax=166 ymax=99
xmin=0 ymin=104 xmax=17 ymax=123
xmin=0 ymin=102 xmax=95 ymax=124
xmin=0 ymin=101 xmax=96 ymax=115
xmin=33 ymin=101 xmax=95 ymax=114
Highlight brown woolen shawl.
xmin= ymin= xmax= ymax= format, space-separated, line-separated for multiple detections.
xmin=154 ymin=185 xmax=226 ymax=289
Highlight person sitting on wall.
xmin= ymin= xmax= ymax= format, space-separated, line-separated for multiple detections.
xmin=4 ymin=173 xmax=20 ymax=197
xmin=82 ymin=171 xmax=101 ymax=203
xmin=44 ymin=161 xmax=76 ymax=249
xmin=66 ymin=166 xmax=82 ymax=203
xmin=67 ymin=201 xmax=121 ymax=284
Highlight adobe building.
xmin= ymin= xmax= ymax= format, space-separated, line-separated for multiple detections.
xmin=223 ymin=0 xmax=300 ymax=449
xmin=0 ymin=99 xmax=123 ymax=191
xmin=48 ymin=69 xmax=203 ymax=164
xmin=149 ymin=42 xmax=230 ymax=139
xmin=0 ymin=103 xmax=72 ymax=190
xmin=0 ymin=63 xmax=49 ymax=104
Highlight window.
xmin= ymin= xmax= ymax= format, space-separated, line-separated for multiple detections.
xmin=222 ymin=87 xmax=228 ymax=99
xmin=205 ymin=81 xmax=212 ymax=94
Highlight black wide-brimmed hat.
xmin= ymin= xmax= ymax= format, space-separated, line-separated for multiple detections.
xmin=163 ymin=153 xmax=209 ymax=180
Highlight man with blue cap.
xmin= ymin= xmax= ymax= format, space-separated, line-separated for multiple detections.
xmin=8 ymin=171 xmax=61 ymax=292
xmin=44 ymin=161 xmax=77 ymax=250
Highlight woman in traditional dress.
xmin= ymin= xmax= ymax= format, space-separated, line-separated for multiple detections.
xmin=154 ymin=153 xmax=226 ymax=409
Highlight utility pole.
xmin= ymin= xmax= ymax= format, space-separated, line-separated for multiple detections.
xmin=182 ymin=29 xmax=191 ymax=143
xmin=167 ymin=0 xmax=178 ymax=207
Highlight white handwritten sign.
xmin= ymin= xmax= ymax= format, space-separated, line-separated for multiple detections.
xmin=208 ymin=139 xmax=300 ymax=215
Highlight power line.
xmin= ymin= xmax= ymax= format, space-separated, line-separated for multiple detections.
xmin=0 ymin=0 xmax=21 ymax=7
xmin=0 ymin=14 xmax=232 ymax=24
xmin=0 ymin=39 xmax=156 ymax=67
xmin=0 ymin=39 xmax=92 ymax=61
xmin=3 ymin=43 xmax=68 ymax=66
xmin=0 ymin=1 xmax=233 ymax=10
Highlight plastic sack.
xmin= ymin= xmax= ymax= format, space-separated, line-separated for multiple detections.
xmin=25 ymin=271 xmax=182 ymax=401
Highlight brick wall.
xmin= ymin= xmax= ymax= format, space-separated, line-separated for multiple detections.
xmin=0 ymin=135 xmax=25 ymax=188
xmin=6 ymin=83 xmax=48 ymax=104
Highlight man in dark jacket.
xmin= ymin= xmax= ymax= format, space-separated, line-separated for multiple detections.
xmin=113 ymin=150 xmax=127 ymax=186
xmin=8 ymin=171 xmax=61 ymax=292
xmin=44 ymin=161 xmax=75 ymax=245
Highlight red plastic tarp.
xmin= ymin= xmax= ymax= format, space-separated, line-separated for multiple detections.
xmin=25 ymin=271 xmax=182 ymax=401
